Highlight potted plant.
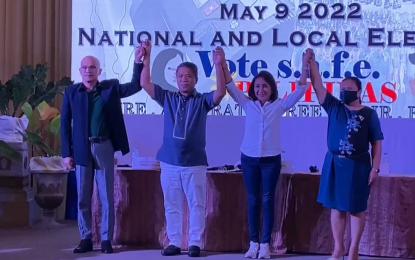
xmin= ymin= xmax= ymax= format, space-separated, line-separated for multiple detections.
xmin=0 ymin=63 xmax=72 ymax=159
xmin=0 ymin=64 xmax=72 ymax=227
xmin=23 ymin=100 xmax=69 ymax=227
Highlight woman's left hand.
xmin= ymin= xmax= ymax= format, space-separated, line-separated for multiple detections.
xmin=368 ymin=169 xmax=378 ymax=185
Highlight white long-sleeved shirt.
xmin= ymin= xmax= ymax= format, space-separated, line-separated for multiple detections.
xmin=226 ymin=80 xmax=307 ymax=158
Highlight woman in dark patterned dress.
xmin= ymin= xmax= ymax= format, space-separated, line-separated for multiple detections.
xmin=308 ymin=49 xmax=384 ymax=260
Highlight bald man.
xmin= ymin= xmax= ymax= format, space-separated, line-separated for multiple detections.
xmin=61 ymin=48 xmax=145 ymax=254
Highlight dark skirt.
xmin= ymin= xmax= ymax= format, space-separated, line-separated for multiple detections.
xmin=317 ymin=152 xmax=372 ymax=213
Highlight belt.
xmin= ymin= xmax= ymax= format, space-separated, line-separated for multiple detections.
xmin=88 ymin=136 xmax=109 ymax=143
xmin=329 ymin=151 xmax=369 ymax=158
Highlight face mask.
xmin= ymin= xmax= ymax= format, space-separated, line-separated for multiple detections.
xmin=340 ymin=90 xmax=359 ymax=105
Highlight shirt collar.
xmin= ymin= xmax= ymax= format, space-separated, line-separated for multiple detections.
xmin=254 ymin=100 xmax=272 ymax=106
xmin=177 ymin=89 xmax=197 ymax=100
xmin=78 ymin=81 xmax=100 ymax=92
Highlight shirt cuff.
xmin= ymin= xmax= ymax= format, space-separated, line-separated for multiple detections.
xmin=134 ymin=62 xmax=143 ymax=68
xmin=226 ymin=80 xmax=237 ymax=88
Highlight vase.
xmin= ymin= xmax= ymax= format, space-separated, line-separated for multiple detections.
xmin=32 ymin=171 xmax=68 ymax=228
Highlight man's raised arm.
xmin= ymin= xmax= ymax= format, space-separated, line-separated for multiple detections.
xmin=140 ymin=40 xmax=156 ymax=99
xmin=212 ymin=47 xmax=226 ymax=105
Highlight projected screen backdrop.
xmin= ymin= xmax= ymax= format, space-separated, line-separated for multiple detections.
xmin=71 ymin=0 xmax=415 ymax=118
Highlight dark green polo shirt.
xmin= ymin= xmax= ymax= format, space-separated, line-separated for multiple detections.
xmin=87 ymin=87 xmax=108 ymax=137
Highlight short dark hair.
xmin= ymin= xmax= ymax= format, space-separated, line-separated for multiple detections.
xmin=248 ymin=71 xmax=278 ymax=101
xmin=343 ymin=76 xmax=362 ymax=103
xmin=176 ymin=62 xmax=198 ymax=83
xmin=343 ymin=76 xmax=362 ymax=91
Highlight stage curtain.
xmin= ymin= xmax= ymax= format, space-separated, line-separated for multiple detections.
xmin=0 ymin=0 xmax=72 ymax=221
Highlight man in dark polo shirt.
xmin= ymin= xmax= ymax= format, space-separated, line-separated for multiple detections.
xmin=88 ymin=87 xmax=108 ymax=138
xmin=139 ymin=40 xmax=226 ymax=257
xmin=61 ymin=47 xmax=145 ymax=254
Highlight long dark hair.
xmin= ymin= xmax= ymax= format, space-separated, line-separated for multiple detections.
xmin=248 ymin=71 xmax=278 ymax=101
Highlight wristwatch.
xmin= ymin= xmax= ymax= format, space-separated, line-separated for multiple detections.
xmin=372 ymin=168 xmax=380 ymax=173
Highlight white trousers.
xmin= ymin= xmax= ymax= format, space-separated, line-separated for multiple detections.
xmin=160 ymin=162 xmax=207 ymax=248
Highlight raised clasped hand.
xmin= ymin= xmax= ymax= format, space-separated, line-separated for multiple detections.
xmin=213 ymin=46 xmax=225 ymax=66
xmin=135 ymin=46 xmax=145 ymax=63
xmin=302 ymin=48 xmax=313 ymax=66
xmin=141 ymin=39 xmax=152 ymax=63
xmin=143 ymin=40 xmax=152 ymax=53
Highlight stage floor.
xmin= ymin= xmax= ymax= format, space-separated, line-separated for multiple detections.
xmin=0 ymin=221 xmax=402 ymax=260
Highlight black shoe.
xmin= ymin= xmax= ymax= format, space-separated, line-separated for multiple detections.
xmin=188 ymin=245 xmax=200 ymax=257
xmin=101 ymin=240 xmax=113 ymax=254
xmin=73 ymin=239 xmax=93 ymax=253
xmin=161 ymin=245 xmax=181 ymax=256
